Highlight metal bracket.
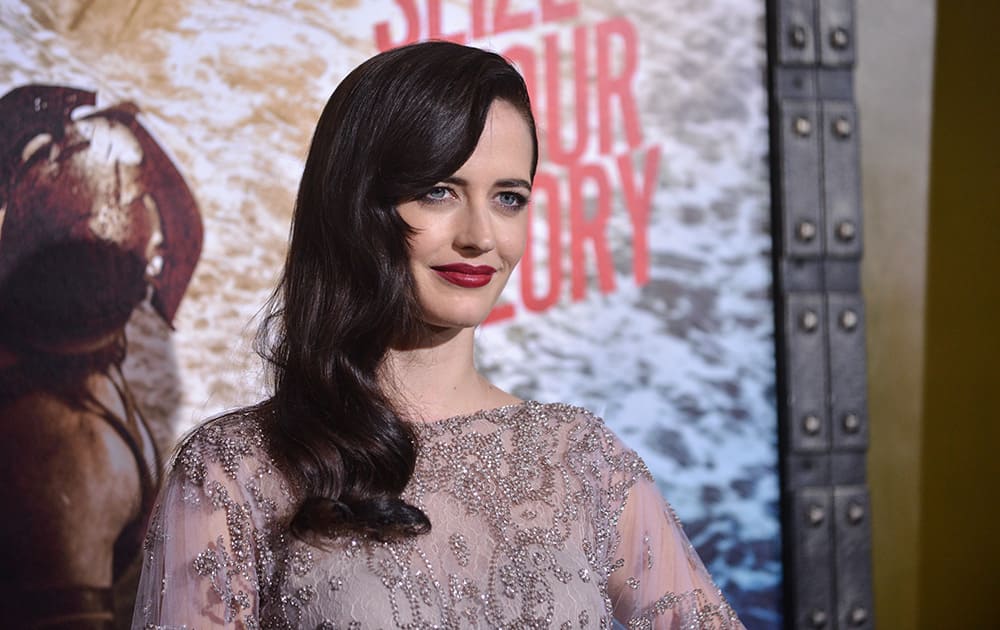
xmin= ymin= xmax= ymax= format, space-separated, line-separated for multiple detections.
xmin=769 ymin=0 xmax=874 ymax=627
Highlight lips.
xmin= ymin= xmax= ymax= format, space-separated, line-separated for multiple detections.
xmin=431 ymin=263 xmax=497 ymax=288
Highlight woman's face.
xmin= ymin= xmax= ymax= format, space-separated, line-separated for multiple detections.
xmin=396 ymin=99 xmax=534 ymax=331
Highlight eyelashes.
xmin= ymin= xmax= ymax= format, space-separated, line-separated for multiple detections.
xmin=495 ymin=191 xmax=529 ymax=209
xmin=418 ymin=186 xmax=530 ymax=211
xmin=421 ymin=186 xmax=452 ymax=202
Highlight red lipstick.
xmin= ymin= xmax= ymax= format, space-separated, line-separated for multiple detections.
xmin=431 ymin=263 xmax=497 ymax=288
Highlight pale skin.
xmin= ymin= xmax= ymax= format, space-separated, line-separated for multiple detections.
xmin=384 ymin=100 xmax=534 ymax=422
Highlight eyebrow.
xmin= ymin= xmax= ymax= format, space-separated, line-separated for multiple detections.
xmin=442 ymin=176 xmax=532 ymax=191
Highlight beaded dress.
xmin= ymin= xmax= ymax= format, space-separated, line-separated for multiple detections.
xmin=132 ymin=401 xmax=744 ymax=629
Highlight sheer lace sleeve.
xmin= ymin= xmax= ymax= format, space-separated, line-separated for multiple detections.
xmin=604 ymin=439 xmax=744 ymax=629
xmin=131 ymin=417 xmax=272 ymax=630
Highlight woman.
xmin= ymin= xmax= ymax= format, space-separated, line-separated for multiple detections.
xmin=133 ymin=41 xmax=744 ymax=629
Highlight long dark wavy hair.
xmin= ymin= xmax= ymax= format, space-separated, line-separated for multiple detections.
xmin=256 ymin=41 xmax=538 ymax=543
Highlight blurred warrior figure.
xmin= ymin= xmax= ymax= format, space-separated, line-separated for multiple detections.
xmin=0 ymin=85 xmax=202 ymax=628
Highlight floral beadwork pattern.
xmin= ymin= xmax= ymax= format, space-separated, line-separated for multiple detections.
xmin=133 ymin=402 xmax=743 ymax=629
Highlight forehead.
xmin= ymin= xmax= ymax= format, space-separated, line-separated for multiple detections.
xmin=453 ymin=101 xmax=534 ymax=182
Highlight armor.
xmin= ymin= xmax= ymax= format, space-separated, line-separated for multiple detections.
xmin=0 ymin=84 xmax=202 ymax=347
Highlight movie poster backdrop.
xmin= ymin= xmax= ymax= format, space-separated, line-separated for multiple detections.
xmin=0 ymin=1 xmax=779 ymax=627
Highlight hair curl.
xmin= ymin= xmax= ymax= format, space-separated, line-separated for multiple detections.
xmin=256 ymin=41 xmax=538 ymax=542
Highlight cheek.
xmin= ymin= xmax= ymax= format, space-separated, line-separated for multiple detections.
xmin=499 ymin=217 xmax=529 ymax=265
xmin=404 ymin=224 xmax=447 ymax=262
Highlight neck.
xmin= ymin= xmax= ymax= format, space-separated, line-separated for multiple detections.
xmin=383 ymin=326 xmax=518 ymax=422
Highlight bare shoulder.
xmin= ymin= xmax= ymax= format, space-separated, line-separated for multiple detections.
xmin=0 ymin=392 xmax=141 ymax=583
xmin=0 ymin=392 xmax=141 ymax=513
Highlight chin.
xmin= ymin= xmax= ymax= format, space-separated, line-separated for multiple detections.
xmin=419 ymin=296 xmax=502 ymax=329
xmin=421 ymin=309 xmax=494 ymax=330
xmin=416 ymin=284 xmax=507 ymax=331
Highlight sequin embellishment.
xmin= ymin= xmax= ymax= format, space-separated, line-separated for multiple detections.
xmin=134 ymin=403 xmax=743 ymax=629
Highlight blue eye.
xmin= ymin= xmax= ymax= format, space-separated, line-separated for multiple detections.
xmin=422 ymin=186 xmax=451 ymax=202
xmin=497 ymin=191 xmax=528 ymax=209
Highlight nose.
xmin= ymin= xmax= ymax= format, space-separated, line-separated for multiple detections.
xmin=455 ymin=200 xmax=496 ymax=254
